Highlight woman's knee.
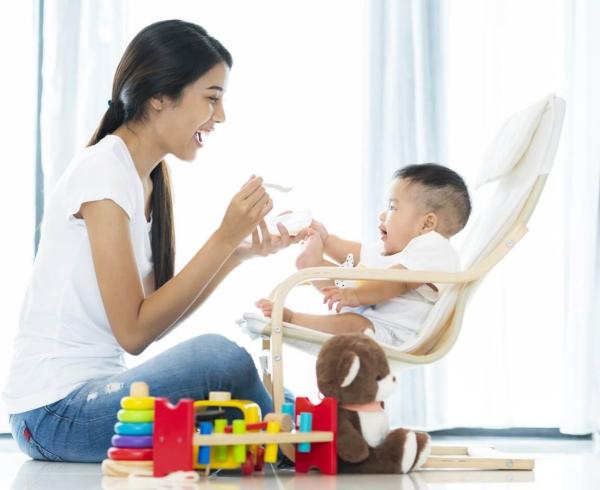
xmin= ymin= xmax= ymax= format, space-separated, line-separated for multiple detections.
xmin=186 ymin=334 xmax=257 ymax=380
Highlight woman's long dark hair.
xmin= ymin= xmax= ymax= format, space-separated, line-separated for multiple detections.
xmin=88 ymin=20 xmax=232 ymax=289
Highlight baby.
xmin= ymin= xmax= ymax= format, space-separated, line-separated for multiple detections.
xmin=256 ymin=163 xmax=471 ymax=346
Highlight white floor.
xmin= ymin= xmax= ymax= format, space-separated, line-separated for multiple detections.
xmin=1 ymin=435 xmax=599 ymax=489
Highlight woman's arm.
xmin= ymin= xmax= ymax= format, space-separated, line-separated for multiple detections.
xmin=82 ymin=177 xmax=271 ymax=355
xmin=159 ymin=213 xmax=307 ymax=339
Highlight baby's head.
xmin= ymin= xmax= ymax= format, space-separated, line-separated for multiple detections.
xmin=378 ymin=163 xmax=471 ymax=255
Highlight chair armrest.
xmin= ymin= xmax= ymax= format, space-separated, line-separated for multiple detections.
xmin=268 ymin=222 xmax=527 ymax=305
xmin=265 ymin=222 xmax=527 ymax=411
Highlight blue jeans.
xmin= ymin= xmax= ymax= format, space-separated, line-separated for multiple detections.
xmin=9 ymin=334 xmax=274 ymax=462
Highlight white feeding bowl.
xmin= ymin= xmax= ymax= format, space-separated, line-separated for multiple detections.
xmin=266 ymin=210 xmax=312 ymax=236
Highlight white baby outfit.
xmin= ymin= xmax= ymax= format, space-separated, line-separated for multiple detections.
xmin=347 ymin=231 xmax=460 ymax=346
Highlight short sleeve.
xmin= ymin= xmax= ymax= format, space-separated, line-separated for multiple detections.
xmin=390 ymin=232 xmax=460 ymax=302
xmin=64 ymin=154 xmax=137 ymax=226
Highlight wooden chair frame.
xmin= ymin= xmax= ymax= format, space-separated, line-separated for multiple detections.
xmin=259 ymin=175 xmax=550 ymax=470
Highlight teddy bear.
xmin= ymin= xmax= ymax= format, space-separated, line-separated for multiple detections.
xmin=316 ymin=333 xmax=431 ymax=473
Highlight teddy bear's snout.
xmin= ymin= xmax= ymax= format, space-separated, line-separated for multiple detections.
xmin=376 ymin=372 xmax=397 ymax=401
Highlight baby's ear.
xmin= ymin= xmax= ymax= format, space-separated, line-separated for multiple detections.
xmin=338 ymin=352 xmax=360 ymax=388
xmin=422 ymin=212 xmax=438 ymax=232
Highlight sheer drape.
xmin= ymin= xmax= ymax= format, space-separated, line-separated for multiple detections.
xmin=365 ymin=0 xmax=598 ymax=434
xmin=41 ymin=0 xmax=125 ymax=196
xmin=0 ymin=0 xmax=37 ymax=434
xmin=560 ymin=0 xmax=600 ymax=435
xmin=363 ymin=0 xmax=448 ymax=427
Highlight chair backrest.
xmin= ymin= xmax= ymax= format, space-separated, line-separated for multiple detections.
xmin=392 ymin=95 xmax=566 ymax=359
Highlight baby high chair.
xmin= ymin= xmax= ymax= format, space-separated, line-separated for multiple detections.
xmin=240 ymin=94 xmax=565 ymax=470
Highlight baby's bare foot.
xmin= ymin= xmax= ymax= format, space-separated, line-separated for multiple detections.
xmin=295 ymin=232 xmax=324 ymax=269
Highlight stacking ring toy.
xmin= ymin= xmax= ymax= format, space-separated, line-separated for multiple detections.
xmin=107 ymin=447 xmax=153 ymax=461
xmin=117 ymin=409 xmax=154 ymax=423
xmin=120 ymin=396 xmax=154 ymax=411
xmin=114 ymin=422 xmax=153 ymax=436
xmin=111 ymin=435 xmax=153 ymax=449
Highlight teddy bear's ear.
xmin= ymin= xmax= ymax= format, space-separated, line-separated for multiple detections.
xmin=339 ymin=352 xmax=361 ymax=388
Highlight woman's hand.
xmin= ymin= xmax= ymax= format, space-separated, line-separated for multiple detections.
xmin=321 ymin=286 xmax=361 ymax=313
xmin=218 ymin=176 xmax=273 ymax=248
xmin=233 ymin=213 xmax=308 ymax=262
xmin=255 ymin=298 xmax=294 ymax=323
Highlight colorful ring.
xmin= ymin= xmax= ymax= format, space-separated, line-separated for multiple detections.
xmin=107 ymin=447 xmax=153 ymax=461
xmin=114 ymin=422 xmax=153 ymax=436
xmin=111 ymin=435 xmax=153 ymax=449
xmin=117 ymin=409 xmax=154 ymax=423
xmin=120 ymin=396 xmax=155 ymax=411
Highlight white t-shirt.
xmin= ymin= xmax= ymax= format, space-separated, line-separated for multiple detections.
xmin=2 ymin=135 xmax=154 ymax=414
xmin=357 ymin=231 xmax=460 ymax=344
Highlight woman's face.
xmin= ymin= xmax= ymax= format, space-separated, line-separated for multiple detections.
xmin=153 ymin=61 xmax=229 ymax=161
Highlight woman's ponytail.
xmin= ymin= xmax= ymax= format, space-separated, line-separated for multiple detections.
xmin=150 ymin=162 xmax=174 ymax=289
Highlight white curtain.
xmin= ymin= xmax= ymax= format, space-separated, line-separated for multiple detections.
xmin=0 ymin=0 xmax=37 ymax=434
xmin=363 ymin=0 xmax=448 ymax=428
xmin=561 ymin=0 xmax=600 ymax=435
xmin=41 ymin=0 xmax=125 ymax=196
xmin=366 ymin=0 xmax=599 ymax=434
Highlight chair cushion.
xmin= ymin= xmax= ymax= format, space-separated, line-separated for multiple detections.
xmin=476 ymin=96 xmax=550 ymax=188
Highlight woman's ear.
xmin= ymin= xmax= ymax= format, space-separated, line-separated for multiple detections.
xmin=150 ymin=95 xmax=164 ymax=112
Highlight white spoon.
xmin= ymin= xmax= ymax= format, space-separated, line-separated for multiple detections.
xmin=264 ymin=182 xmax=293 ymax=193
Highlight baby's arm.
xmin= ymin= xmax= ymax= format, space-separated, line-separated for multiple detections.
xmin=310 ymin=219 xmax=361 ymax=264
xmin=323 ymin=235 xmax=361 ymax=264
xmin=322 ymin=264 xmax=429 ymax=313
xmin=297 ymin=220 xmax=360 ymax=291
xmin=255 ymin=299 xmax=372 ymax=334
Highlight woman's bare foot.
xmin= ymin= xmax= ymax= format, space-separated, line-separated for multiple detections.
xmin=295 ymin=230 xmax=324 ymax=269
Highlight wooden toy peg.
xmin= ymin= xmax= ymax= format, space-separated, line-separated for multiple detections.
xmin=130 ymin=382 xmax=149 ymax=397
xmin=297 ymin=412 xmax=313 ymax=453
xmin=281 ymin=402 xmax=295 ymax=422
xmin=213 ymin=419 xmax=228 ymax=462
xmin=232 ymin=420 xmax=247 ymax=463
xmin=264 ymin=412 xmax=293 ymax=432
xmin=264 ymin=421 xmax=280 ymax=463
xmin=208 ymin=391 xmax=231 ymax=401
xmin=198 ymin=422 xmax=213 ymax=465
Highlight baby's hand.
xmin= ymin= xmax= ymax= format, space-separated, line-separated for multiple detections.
xmin=255 ymin=298 xmax=294 ymax=323
xmin=321 ymin=287 xmax=361 ymax=313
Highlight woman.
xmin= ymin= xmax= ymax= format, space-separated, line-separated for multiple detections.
xmin=3 ymin=19 xmax=302 ymax=462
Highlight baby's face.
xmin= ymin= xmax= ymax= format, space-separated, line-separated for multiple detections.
xmin=378 ymin=178 xmax=427 ymax=255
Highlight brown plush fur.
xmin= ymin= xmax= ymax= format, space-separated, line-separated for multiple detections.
xmin=316 ymin=334 xmax=431 ymax=473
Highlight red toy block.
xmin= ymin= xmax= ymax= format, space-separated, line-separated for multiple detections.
xmin=294 ymin=397 xmax=337 ymax=475
xmin=153 ymin=397 xmax=194 ymax=477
